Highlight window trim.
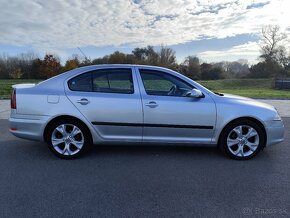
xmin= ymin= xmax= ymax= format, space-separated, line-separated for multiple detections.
xmin=67 ymin=68 xmax=135 ymax=94
xmin=139 ymin=69 xmax=194 ymax=97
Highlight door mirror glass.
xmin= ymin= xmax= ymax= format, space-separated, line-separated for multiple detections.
xmin=190 ymin=89 xmax=204 ymax=98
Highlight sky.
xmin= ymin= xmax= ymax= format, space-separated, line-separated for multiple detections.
xmin=0 ymin=0 xmax=289 ymax=64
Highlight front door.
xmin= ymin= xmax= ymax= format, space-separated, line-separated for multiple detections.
xmin=136 ymin=68 xmax=216 ymax=144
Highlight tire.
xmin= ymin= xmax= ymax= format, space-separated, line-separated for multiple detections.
xmin=219 ymin=119 xmax=266 ymax=160
xmin=46 ymin=118 xmax=92 ymax=159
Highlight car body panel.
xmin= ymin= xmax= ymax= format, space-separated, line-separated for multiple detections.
xmin=9 ymin=64 xmax=284 ymax=148
xmin=64 ymin=66 xmax=144 ymax=141
xmin=135 ymin=66 xmax=216 ymax=144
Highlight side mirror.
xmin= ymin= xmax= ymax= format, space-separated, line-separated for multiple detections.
xmin=190 ymin=88 xmax=204 ymax=98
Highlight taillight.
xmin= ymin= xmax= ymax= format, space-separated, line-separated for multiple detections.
xmin=11 ymin=89 xmax=16 ymax=109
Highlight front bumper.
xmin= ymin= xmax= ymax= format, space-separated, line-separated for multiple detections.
xmin=9 ymin=114 xmax=50 ymax=141
xmin=265 ymin=120 xmax=284 ymax=146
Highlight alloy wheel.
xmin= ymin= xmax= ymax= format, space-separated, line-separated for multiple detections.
xmin=51 ymin=124 xmax=84 ymax=156
xmin=226 ymin=125 xmax=260 ymax=157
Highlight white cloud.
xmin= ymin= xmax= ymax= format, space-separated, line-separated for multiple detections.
xmin=198 ymin=41 xmax=261 ymax=64
xmin=0 ymin=0 xmax=289 ymax=56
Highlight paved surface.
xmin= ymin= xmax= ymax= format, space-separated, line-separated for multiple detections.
xmin=258 ymin=99 xmax=290 ymax=117
xmin=0 ymin=100 xmax=10 ymax=119
xmin=0 ymin=118 xmax=289 ymax=218
xmin=1 ymin=99 xmax=289 ymax=119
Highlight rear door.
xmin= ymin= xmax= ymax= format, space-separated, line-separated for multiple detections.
xmin=65 ymin=67 xmax=143 ymax=141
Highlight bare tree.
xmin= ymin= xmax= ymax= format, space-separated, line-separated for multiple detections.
xmin=260 ymin=25 xmax=287 ymax=61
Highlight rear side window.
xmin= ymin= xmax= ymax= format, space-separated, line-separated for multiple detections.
xmin=68 ymin=72 xmax=92 ymax=92
xmin=93 ymin=68 xmax=134 ymax=94
xmin=68 ymin=68 xmax=134 ymax=94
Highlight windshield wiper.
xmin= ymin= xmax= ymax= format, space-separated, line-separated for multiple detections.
xmin=214 ymin=92 xmax=224 ymax=96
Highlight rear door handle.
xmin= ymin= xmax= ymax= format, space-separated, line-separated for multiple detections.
xmin=145 ymin=101 xmax=158 ymax=108
xmin=77 ymin=98 xmax=90 ymax=105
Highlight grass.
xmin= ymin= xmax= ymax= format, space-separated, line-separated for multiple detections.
xmin=0 ymin=78 xmax=289 ymax=99
xmin=198 ymin=79 xmax=290 ymax=99
xmin=0 ymin=80 xmax=40 ymax=98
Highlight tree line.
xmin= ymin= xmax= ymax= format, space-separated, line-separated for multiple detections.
xmin=0 ymin=25 xmax=289 ymax=80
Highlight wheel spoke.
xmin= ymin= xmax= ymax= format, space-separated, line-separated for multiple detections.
xmin=233 ymin=145 xmax=243 ymax=157
xmin=71 ymin=126 xmax=81 ymax=137
xmin=246 ymin=142 xmax=258 ymax=151
xmin=245 ymin=128 xmax=258 ymax=139
xmin=56 ymin=125 xmax=67 ymax=137
xmin=51 ymin=137 xmax=64 ymax=147
xmin=227 ymin=138 xmax=239 ymax=147
xmin=63 ymin=143 xmax=72 ymax=155
xmin=71 ymin=140 xmax=83 ymax=149
xmin=233 ymin=126 xmax=243 ymax=137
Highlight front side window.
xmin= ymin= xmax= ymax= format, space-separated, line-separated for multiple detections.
xmin=139 ymin=69 xmax=193 ymax=97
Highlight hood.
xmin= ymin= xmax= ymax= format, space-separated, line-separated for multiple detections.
xmin=219 ymin=93 xmax=276 ymax=111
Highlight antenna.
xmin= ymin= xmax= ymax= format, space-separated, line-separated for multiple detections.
xmin=77 ymin=47 xmax=89 ymax=61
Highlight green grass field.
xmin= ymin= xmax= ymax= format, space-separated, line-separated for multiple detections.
xmin=199 ymin=79 xmax=290 ymax=98
xmin=0 ymin=78 xmax=289 ymax=99
xmin=0 ymin=80 xmax=40 ymax=98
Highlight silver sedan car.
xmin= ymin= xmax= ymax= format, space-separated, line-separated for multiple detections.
xmin=9 ymin=65 xmax=284 ymax=160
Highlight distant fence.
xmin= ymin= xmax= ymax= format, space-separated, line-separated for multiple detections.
xmin=275 ymin=79 xmax=290 ymax=90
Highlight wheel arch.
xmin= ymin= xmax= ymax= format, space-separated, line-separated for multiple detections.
xmin=43 ymin=115 xmax=93 ymax=143
xmin=218 ymin=116 xmax=267 ymax=146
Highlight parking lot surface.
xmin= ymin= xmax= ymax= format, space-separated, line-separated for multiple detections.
xmin=0 ymin=118 xmax=289 ymax=217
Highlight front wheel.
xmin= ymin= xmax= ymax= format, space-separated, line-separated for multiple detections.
xmin=219 ymin=119 xmax=266 ymax=160
xmin=46 ymin=119 xmax=91 ymax=159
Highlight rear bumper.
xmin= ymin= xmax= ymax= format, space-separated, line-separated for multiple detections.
xmin=9 ymin=115 xmax=50 ymax=141
xmin=265 ymin=120 xmax=284 ymax=146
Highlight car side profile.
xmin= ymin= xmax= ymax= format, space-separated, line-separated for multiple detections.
xmin=9 ymin=65 xmax=284 ymax=160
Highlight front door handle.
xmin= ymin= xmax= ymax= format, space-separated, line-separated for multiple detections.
xmin=77 ymin=98 xmax=90 ymax=105
xmin=145 ymin=101 xmax=158 ymax=108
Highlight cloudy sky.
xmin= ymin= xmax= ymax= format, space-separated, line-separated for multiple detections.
xmin=0 ymin=0 xmax=289 ymax=63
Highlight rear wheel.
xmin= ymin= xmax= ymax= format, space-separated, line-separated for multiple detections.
xmin=219 ymin=119 xmax=265 ymax=160
xmin=46 ymin=119 xmax=91 ymax=159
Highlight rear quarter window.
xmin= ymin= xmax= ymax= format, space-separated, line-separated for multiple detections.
xmin=68 ymin=72 xmax=92 ymax=92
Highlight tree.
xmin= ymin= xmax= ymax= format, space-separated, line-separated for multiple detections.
xmin=31 ymin=58 xmax=42 ymax=79
xmin=200 ymin=63 xmax=225 ymax=80
xmin=276 ymin=46 xmax=290 ymax=69
xmin=158 ymin=46 xmax=177 ymax=68
xmin=39 ymin=54 xmax=61 ymax=79
xmin=9 ymin=68 xmax=23 ymax=79
xmin=0 ymin=55 xmax=8 ymax=79
xmin=260 ymin=25 xmax=287 ymax=62
xmin=183 ymin=56 xmax=200 ymax=79
xmin=17 ymin=52 xmax=38 ymax=79
xmin=248 ymin=60 xmax=283 ymax=78
xmin=108 ymin=51 xmax=128 ymax=64
xmin=132 ymin=46 xmax=159 ymax=65
xmin=252 ymin=25 xmax=290 ymax=78
xmin=62 ymin=57 xmax=80 ymax=72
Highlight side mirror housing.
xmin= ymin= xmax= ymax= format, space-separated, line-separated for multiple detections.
xmin=190 ymin=88 xmax=204 ymax=98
